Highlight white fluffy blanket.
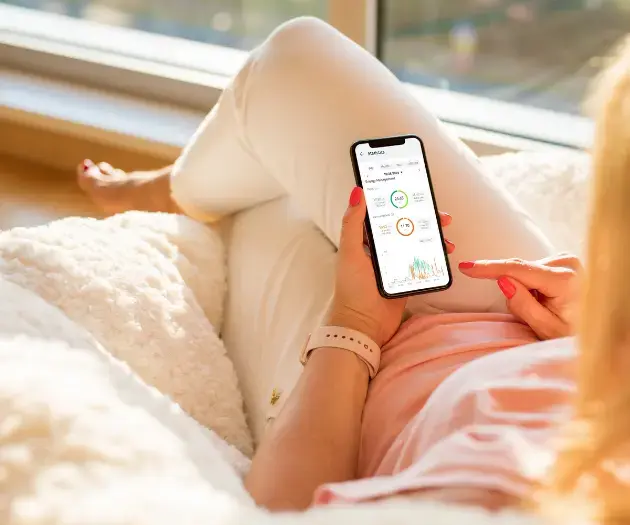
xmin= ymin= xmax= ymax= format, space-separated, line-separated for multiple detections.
xmin=0 ymin=212 xmax=252 ymax=457
xmin=0 ymin=151 xmax=589 ymax=525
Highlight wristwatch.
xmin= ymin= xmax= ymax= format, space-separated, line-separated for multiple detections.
xmin=300 ymin=326 xmax=381 ymax=379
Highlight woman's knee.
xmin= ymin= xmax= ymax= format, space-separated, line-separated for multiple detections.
xmin=258 ymin=16 xmax=344 ymax=70
xmin=267 ymin=16 xmax=338 ymax=50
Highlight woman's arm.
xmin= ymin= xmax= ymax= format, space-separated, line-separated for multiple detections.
xmin=245 ymin=187 xmax=411 ymax=510
xmin=245 ymin=346 xmax=369 ymax=511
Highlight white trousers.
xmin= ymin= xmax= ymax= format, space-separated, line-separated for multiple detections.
xmin=170 ymin=17 xmax=555 ymax=440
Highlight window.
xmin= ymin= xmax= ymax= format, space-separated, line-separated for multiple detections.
xmin=1 ymin=0 xmax=597 ymax=147
xmin=378 ymin=0 xmax=628 ymax=114
xmin=0 ymin=0 xmax=327 ymax=50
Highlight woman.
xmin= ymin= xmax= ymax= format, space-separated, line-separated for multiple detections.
xmin=78 ymin=17 xmax=626 ymax=521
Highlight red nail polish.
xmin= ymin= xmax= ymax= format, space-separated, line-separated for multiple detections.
xmin=498 ymin=277 xmax=516 ymax=299
xmin=445 ymin=239 xmax=455 ymax=249
xmin=459 ymin=261 xmax=474 ymax=270
xmin=349 ymin=187 xmax=362 ymax=207
xmin=82 ymin=159 xmax=93 ymax=172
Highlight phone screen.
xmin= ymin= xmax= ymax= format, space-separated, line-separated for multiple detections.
xmin=353 ymin=136 xmax=451 ymax=297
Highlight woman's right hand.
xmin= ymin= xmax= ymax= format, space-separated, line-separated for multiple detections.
xmin=459 ymin=254 xmax=582 ymax=340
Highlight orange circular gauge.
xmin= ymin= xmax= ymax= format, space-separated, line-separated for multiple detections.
xmin=396 ymin=217 xmax=415 ymax=236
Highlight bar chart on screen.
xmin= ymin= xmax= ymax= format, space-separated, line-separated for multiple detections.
xmin=408 ymin=256 xmax=445 ymax=281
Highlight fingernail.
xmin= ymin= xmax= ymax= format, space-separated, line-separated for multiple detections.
xmin=498 ymin=277 xmax=516 ymax=299
xmin=459 ymin=261 xmax=474 ymax=270
xmin=445 ymin=239 xmax=455 ymax=250
xmin=82 ymin=159 xmax=93 ymax=172
xmin=349 ymin=187 xmax=362 ymax=207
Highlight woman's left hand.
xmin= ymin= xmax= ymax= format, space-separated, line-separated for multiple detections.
xmin=327 ymin=187 xmax=454 ymax=347
xmin=459 ymin=253 xmax=582 ymax=340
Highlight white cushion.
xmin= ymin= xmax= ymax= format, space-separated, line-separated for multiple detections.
xmin=0 ymin=277 xmax=253 ymax=524
xmin=483 ymin=150 xmax=591 ymax=257
xmin=0 ymin=212 xmax=252 ymax=456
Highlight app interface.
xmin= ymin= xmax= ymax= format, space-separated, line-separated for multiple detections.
xmin=356 ymin=138 xmax=450 ymax=295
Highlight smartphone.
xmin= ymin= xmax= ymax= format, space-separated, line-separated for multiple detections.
xmin=350 ymin=135 xmax=453 ymax=299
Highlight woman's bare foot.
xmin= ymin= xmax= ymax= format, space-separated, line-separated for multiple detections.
xmin=77 ymin=160 xmax=176 ymax=215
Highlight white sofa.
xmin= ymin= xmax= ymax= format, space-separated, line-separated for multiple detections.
xmin=0 ymin=150 xmax=589 ymax=525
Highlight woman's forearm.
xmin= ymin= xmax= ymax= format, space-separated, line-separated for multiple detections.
xmin=245 ymin=347 xmax=369 ymax=511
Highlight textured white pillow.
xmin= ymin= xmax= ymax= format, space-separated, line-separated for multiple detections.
xmin=0 ymin=212 xmax=252 ymax=456
xmin=0 ymin=278 xmax=253 ymax=525
xmin=483 ymin=151 xmax=591 ymax=257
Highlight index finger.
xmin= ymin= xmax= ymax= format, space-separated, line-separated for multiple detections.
xmin=458 ymin=258 xmax=572 ymax=297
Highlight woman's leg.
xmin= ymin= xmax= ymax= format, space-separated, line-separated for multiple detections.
xmin=220 ymin=197 xmax=337 ymax=442
xmin=171 ymin=17 xmax=555 ymax=314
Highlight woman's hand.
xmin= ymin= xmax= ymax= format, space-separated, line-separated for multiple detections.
xmin=459 ymin=254 xmax=582 ymax=340
xmin=327 ymin=187 xmax=454 ymax=347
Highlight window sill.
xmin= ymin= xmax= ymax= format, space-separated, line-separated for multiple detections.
xmin=0 ymin=67 xmax=584 ymax=166
xmin=1 ymin=69 xmax=205 ymax=158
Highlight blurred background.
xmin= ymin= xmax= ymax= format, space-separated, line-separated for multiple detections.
xmin=2 ymin=0 xmax=627 ymax=114
xmin=0 ymin=0 xmax=621 ymax=230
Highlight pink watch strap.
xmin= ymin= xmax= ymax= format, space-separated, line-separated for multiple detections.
xmin=300 ymin=326 xmax=381 ymax=379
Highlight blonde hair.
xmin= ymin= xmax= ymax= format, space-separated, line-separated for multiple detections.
xmin=539 ymin=37 xmax=630 ymax=523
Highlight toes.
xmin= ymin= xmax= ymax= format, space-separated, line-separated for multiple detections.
xmin=78 ymin=160 xmax=121 ymax=186
xmin=77 ymin=159 xmax=94 ymax=179
xmin=98 ymin=161 xmax=127 ymax=181
xmin=77 ymin=159 xmax=99 ymax=191
xmin=77 ymin=160 xmax=116 ymax=193
xmin=98 ymin=162 xmax=116 ymax=176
